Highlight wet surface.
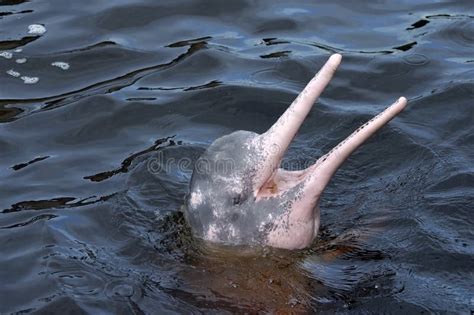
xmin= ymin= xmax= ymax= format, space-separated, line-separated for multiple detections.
xmin=0 ymin=0 xmax=473 ymax=313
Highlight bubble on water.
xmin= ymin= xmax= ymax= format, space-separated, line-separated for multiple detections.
xmin=28 ymin=24 xmax=47 ymax=35
xmin=51 ymin=61 xmax=70 ymax=70
xmin=16 ymin=58 xmax=27 ymax=64
xmin=105 ymin=280 xmax=139 ymax=301
xmin=250 ymin=68 xmax=283 ymax=85
xmin=0 ymin=51 xmax=13 ymax=59
xmin=21 ymin=76 xmax=39 ymax=84
xmin=229 ymin=281 xmax=238 ymax=288
xmin=6 ymin=69 xmax=21 ymax=78
xmin=402 ymin=53 xmax=430 ymax=66
xmin=111 ymin=284 xmax=134 ymax=297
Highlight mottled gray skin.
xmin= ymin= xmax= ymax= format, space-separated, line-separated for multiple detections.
xmin=185 ymin=131 xmax=305 ymax=245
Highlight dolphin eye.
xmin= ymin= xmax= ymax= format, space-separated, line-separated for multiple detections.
xmin=232 ymin=194 xmax=242 ymax=206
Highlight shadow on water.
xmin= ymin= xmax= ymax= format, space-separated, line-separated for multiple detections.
xmin=0 ymin=0 xmax=473 ymax=313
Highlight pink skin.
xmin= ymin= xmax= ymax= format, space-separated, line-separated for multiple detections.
xmin=253 ymin=54 xmax=407 ymax=249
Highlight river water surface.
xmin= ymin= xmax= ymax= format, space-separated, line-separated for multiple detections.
xmin=0 ymin=0 xmax=473 ymax=313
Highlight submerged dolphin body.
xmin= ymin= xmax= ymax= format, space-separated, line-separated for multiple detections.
xmin=185 ymin=54 xmax=407 ymax=250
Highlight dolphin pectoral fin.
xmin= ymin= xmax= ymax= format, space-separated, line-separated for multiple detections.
xmin=303 ymin=97 xmax=408 ymax=196
xmin=254 ymin=54 xmax=342 ymax=192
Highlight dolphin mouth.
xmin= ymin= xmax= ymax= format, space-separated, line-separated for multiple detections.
xmin=253 ymin=54 xmax=407 ymax=202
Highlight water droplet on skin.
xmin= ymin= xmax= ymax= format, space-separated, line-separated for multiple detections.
xmin=6 ymin=69 xmax=20 ymax=77
xmin=51 ymin=61 xmax=70 ymax=70
xmin=21 ymin=76 xmax=39 ymax=84
xmin=28 ymin=24 xmax=47 ymax=35
xmin=16 ymin=58 xmax=27 ymax=64
xmin=0 ymin=51 xmax=13 ymax=59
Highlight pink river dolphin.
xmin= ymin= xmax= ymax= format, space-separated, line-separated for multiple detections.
xmin=185 ymin=54 xmax=407 ymax=250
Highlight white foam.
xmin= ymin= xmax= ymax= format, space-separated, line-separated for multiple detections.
xmin=21 ymin=76 xmax=39 ymax=84
xmin=0 ymin=51 xmax=13 ymax=59
xmin=6 ymin=69 xmax=21 ymax=78
xmin=14 ymin=48 xmax=23 ymax=53
xmin=51 ymin=61 xmax=70 ymax=70
xmin=16 ymin=58 xmax=27 ymax=64
xmin=28 ymin=24 xmax=47 ymax=35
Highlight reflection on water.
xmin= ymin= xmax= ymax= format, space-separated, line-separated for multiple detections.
xmin=0 ymin=0 xmax=473 ymax=313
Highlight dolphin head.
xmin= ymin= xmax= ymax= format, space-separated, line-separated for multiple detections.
xmin=185 ymin=54 xmax=407 ymax=249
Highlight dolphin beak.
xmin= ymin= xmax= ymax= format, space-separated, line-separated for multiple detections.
xmin=302 ymin=96 xmax=407 ymax=197
xmin=254 ymin=54 xmax=343 ymax=192
xmin=254 ymin=54 xmax=407 ymax=202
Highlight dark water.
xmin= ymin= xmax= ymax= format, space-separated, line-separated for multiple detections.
xmin=1 ymin=0 xmax=473 ymax=313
